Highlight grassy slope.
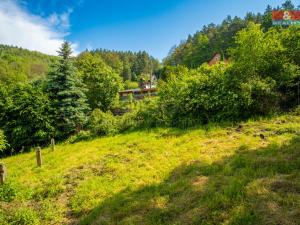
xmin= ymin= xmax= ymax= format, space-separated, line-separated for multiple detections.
xmin=0 ymin=44 xmax=55 ymax=83
xmin=1 ymin=113 xmax=300 ymax=225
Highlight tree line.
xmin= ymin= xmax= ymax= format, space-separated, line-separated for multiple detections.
xmin=0 ymin=43 xmax=160 ymax=155
xmin=90 ymin=49 xmax=161 ymax=82
xmin=0 ymin=0 xmax=300 ymax=156
xmin=163 ymin=0 xmax=300 ymax=68
xmin=0 ymin=44 xmax=56 ymax=84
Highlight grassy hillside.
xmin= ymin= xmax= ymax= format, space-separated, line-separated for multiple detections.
xmin=1 ymin=112 xmax=300 ymax=225
xmin=0 ymin=44 xmax=56 ymax=84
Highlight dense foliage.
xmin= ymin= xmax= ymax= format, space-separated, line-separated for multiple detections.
xmin=158 ymin=24 xmax=300 ymax=125
xmin=0 ymin=1 xmax=300 ymax=155
xmin=163 ymin=1 xmax=299 ymax=68
xmin=88 ymin=109 xmax=118 ymax=136
xmin=0 ymin=83 xmax=53 ymax=153
xmin=0 ymin=130 xmax=7 ymax=152
xmin=75 ymin=52 xmax=123 ymax=111
xmin=91 ymin=49 xmax=161 ymax=81
xmin=0 ymin=42 xmax=160 ymax=155
xmin=0 ymin=44 xmax=55 ymax=84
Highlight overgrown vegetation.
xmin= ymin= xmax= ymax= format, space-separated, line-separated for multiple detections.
xmin=1 ymin=1 xmax=300 ymax=155
xmin=1 ymin=1 xmax=300 ymax=223
xmin=0 ymin=130 xmax=7 ymax=152
xmin=0 ymin=112 xmax=299 ymax=224
xmin=163 ymin=0 xmax=299 ymax=68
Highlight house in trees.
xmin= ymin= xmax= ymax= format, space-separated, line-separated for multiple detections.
xmin=208 ymin=53 xmax=228 ymax=66
xmin=118 ymin=88 xmax=157 ymax=101
xmin=140 ymin=75 xmax=158 ymax=89
xmin=119 ymin=75 xmax=158 ymax=102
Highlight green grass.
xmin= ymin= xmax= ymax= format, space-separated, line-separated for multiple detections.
xmin=1 ymin=113 xmax=300 ymax=224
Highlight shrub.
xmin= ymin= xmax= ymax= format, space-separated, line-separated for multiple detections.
xmin=124 ymin=80 xmax=139 ymax=90
xmin=240 ymin=77 xmax=278 ymax=116
xmin=158 ymin=63 xmax=246 ymax=126
xmin=75 ymin=52 xmax=122 ymax=111
xmin=0 ymin=130 xmax=8 ymax=152
xmin=67 ymin=130 xmax=92 ymax=143
xmin=89 ymin=109 xmax=118 ymax=136
xmin=0 ymin=83 xmax=53 ymax=153
xmin=118 ymin=111 xmax=138 ymax=132
xmin=135 ymin=98 xmax=164 ymax=128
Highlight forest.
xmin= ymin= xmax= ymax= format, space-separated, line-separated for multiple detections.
xmin=0 ymin=1 xmax=299 ymax=155
xmin=0 ymin=1 xmax=300 ymax=224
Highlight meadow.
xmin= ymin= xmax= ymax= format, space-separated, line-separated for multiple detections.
xmin=1 ymin=111 xmax=299 ymax=225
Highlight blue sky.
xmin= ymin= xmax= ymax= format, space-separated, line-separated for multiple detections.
xmin=1 ymin=0 xmax=299 ymax=60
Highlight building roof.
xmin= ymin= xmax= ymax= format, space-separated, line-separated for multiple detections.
xmin=119 ymin=88 xmax=157 ymax=95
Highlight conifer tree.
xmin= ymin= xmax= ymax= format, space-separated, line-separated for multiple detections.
xmin=46 ymin=41 xmax=89 ymax=138
xmin=282 ymin=0 xmax=295 ymax=10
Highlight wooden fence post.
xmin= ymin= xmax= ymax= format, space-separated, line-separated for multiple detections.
xmin=36 ymin=147 xmax=42 ymax=167
xmin=0 ymin=163 xmax=6 ymax=184
xmin=51 ymin=138 xmax=55 ymax=151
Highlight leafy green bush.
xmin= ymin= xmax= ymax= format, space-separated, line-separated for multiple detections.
xmin=134 ymin=98 xmax=164 ymax=128
xmin=157 ymin=24 xmax=300 ymax=127
xmin=89 ymin=109 xmax=118 ymax=136
xmin=115 ymin=99 xmax=162 ymax=131
xmin=124 ymin=80 xmax=139 ymax=90
xmin=0 ymin=83 xmax=53 ymax=153
xmin=75 ymin=52 xmax=122 ymax=111
xmin=0 ymin=130 xmax=8 ymax=152
xmin=230 ymin=23 xmax=300 ymax=111
xmin=158 ymin=63 xmax=246 ymax=126
xmin=118 ymin=111 xmax=138 ymax=132
xmin=240 ymin=77 xmax=278 ymax=116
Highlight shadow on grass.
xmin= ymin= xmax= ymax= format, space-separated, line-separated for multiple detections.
xmin=81 ymin=136 xmax=300 ymax=225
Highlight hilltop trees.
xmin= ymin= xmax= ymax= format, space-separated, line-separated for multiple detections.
xmin=46 ymin=42 xmax=89 ymax=138
xmin=92 ymin=49 xmax=160 ymax=82
xmin=282 ymin=0 xmax=295 ymax=10
xmin=0 ymin=44 xmax=54 ymax=85
xmin=163 ymin=16 xmax=249 ymax=68
xmin=159 ymin=23 xmax=300 ymax=125
xmin=164 ymin=1 xmax=298 ymax=69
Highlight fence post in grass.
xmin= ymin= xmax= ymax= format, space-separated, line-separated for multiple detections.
xmin=51 ymin=138 xmax=55 ymax=151
xmin=0 ymin=163 xmax=6 ymax=184
xmin=36 ymin=147 xmax=42 ymax=167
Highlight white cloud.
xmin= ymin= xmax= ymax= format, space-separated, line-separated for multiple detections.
xmin=0 ymin=0 xmax=78 ymax=55
xmin=48 ymin=8 xmax=73 ymax=31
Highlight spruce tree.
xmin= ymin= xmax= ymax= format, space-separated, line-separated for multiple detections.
xmin=46 ymin=41 xmax=89 ymax=138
